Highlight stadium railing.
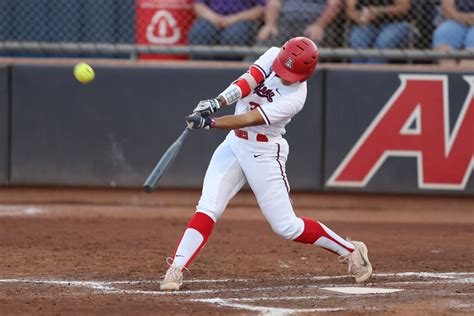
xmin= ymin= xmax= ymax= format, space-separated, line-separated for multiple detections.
xmin=0 ymin=0 xmax=472 ymax=62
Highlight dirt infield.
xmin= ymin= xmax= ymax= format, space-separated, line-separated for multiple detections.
xmin=0 ymin=188 xmax=473 ymax=315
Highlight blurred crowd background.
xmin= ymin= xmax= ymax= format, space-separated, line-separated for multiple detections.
xmin=0 ymin=0 xmax=473 ymax=64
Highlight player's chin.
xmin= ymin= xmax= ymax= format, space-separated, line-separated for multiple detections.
xmin=281 ymin=79 xmax=298 ymax=86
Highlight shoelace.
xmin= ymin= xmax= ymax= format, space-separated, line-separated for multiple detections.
xmin=164 ymin=266 xmax=182 ymax=281
xmin=338 ymin=237 xmax=358 ymax=273
xmin=161 ymin=257 xmax=189 ymax=279
xmin=166 ymin=257 xmax=189 ymax=272
xmin=338 ymin=254 xmax=353 ymax=273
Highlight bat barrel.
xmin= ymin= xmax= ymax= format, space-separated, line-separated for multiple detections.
xmin=143 ymin=128 xmax=190 ymax=193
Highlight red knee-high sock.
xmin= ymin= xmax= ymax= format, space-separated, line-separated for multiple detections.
xmin=294 ymin=218 xmax=355 ymax=256
xmin=171 ymin=212 xmax=215 ymax=270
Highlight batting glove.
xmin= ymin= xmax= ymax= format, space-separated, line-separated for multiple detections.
xmin=185 ymin=113 xmax=215 ymax=130
xmin=193 ymin=98 xmax=221 ymax=117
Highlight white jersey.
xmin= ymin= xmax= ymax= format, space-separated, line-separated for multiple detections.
xmin=234 ymin=47 xmax=307 ymax=138
xmin=169 ymin=39 xmax=363 ymax=282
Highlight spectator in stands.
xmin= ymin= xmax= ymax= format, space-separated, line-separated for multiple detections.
xmin=255 ymin=0 xmax=343 ymax=47
xmin=188 ymin=0 xmax=265 ymax=53
xmin=433 ymin=0 xmax=474 ymax=66
xmin=347 ymin=0 xmax=412 ymax=63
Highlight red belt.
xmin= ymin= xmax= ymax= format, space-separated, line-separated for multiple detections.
xmin=234 ymin=129 xmax=268 ymax=142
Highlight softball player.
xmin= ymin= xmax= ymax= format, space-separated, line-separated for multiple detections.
xmin=161 ymin=37 xmax=372 ymax=290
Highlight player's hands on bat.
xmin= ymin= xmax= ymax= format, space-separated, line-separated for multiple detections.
xmin=193 ymin=98 xmax=221 ymax=117
xmin=185 ymin=113 xmax=215 ymax=130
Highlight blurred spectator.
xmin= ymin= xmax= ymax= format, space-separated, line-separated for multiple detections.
xmin=433 ymin=0 xmax=474 ymax=66
xmin=347 ymin=0 xmax=412 ymax=63
xmin=188 ymin=0 xmax=264 ymax=51
xmin=255 ymin=0 xmax=343 ymax=47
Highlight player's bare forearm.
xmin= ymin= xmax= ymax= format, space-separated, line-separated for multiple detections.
xmin=213 ymin=110 xmax=265 ymax=130
xmin=216 ymin=95 xmax=227 ymax=107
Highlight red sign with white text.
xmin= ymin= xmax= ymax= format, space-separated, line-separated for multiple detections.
xmin=136 ymin=0 xmax=194 ymax=60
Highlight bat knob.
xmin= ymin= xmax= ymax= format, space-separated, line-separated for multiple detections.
xmin=143 ymin=185 xmax=153 ymax=193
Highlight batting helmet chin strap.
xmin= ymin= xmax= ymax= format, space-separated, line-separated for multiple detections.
xmin=272 ymin=37 xmax=319 ymax=83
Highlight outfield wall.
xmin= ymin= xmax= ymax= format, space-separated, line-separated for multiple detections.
xmin=0 ymin=66 xmax=8 ymax=185
xmin=2 ymin=62 xmax=473 ymax=195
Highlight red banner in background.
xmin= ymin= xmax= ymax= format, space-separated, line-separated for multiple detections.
xmin=136 ymin=0 xmax=194 ymax=60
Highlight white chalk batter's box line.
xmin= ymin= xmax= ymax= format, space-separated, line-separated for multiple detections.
xmin=0 ymin=206 xmax=43 ymax=216
xmin=0 ymin=271 xmax=472 ymax=288
xmin=0 ymin=271 xmax=472 ymax=296
xmin=1 ymin=272 xmax=472 ymax=314
xmin=86 ymin=271 xmax=474 ymax=285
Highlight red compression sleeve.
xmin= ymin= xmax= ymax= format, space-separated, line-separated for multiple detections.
xmin=233 ymin=65 xmax=266 ymax=98
xmin=250 ymin=65 xmax=265 ymax=83
xmin=234 ymin=79 xmax=251 ymax=97
xmin=182 ymin=212 xmax=215 ymax=269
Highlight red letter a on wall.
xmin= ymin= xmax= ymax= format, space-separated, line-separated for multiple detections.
xmin=327 ymin=75 xmax=474 ymax=190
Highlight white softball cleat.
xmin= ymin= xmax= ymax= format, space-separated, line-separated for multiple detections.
xmin=160 ymin=266 xmax=183 ymax=291
xmin=339 ymin=239 xmax=373 ymax=283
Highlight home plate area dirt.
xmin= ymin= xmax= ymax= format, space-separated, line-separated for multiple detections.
xmin=0 ymin=188 xmax=473 ymax=315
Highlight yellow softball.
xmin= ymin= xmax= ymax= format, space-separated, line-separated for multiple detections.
xmin=73 ymin=62 xmax=95 ymax=84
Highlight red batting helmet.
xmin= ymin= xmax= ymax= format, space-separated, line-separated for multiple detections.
xmin=272 ymin=37 xmax=319 ymax=83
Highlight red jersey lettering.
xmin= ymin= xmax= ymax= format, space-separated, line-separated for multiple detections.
xmin=327 ymin=75 xmax=474 ymax=190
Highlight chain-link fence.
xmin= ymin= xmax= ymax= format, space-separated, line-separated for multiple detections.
xmin=0 ymin=0 xmax=473 ymax=62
